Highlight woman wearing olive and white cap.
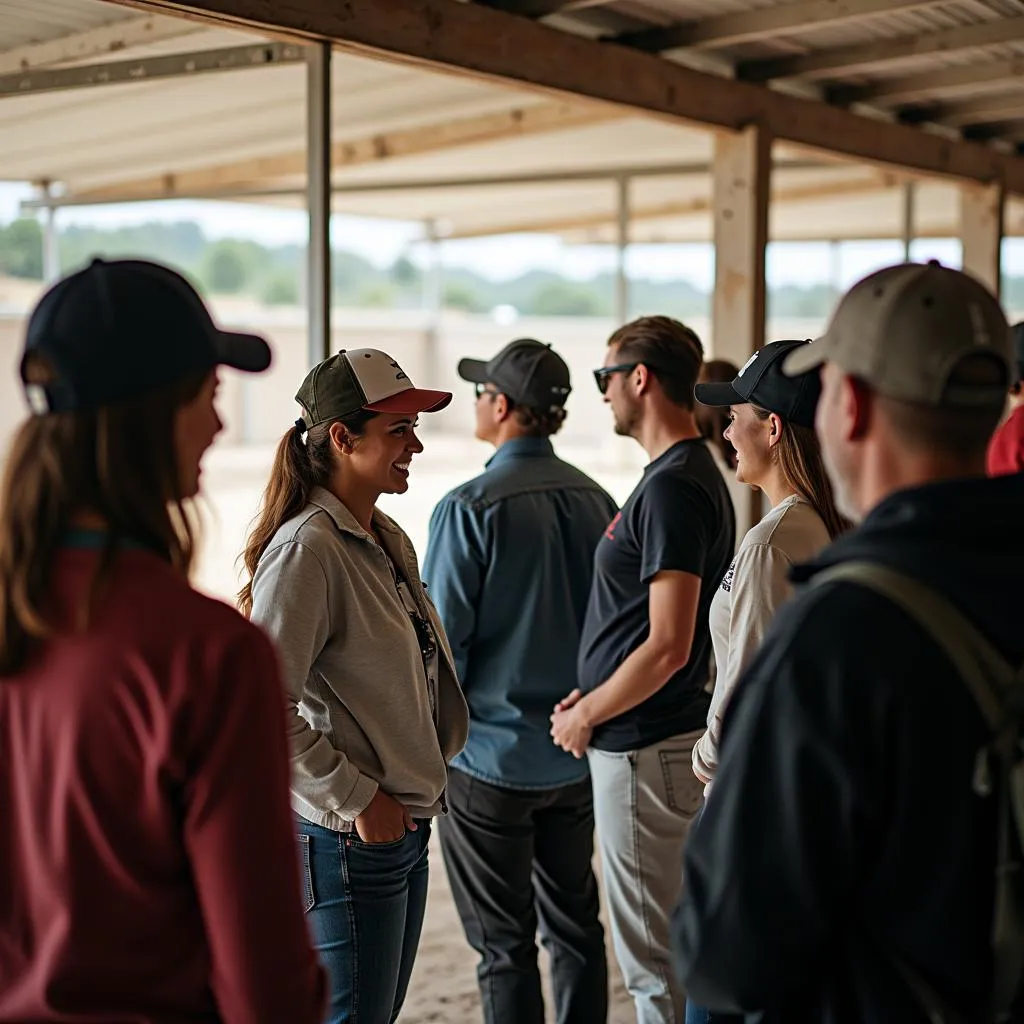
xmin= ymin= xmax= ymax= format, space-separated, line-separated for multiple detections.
xmin=239 ymin=348 xmax=469 ymax=1024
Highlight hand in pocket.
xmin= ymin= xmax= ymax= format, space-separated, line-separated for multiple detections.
xmin=355 ymin=789 xmax=416 ymax=844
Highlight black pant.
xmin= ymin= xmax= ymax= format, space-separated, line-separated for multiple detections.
xmin=438 ymin=768 xmax=609 ymax=1024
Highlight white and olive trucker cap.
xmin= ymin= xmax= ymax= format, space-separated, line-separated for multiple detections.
xmin=783 ymin=261 xmax=1012 ymax=409
xmin=295 ymin=348 xmax=452 ymax=430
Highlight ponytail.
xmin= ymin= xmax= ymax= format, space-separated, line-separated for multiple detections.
xmin=237 ymin=409 xmax=377 ymax=615
xmin=0 ymin=363 xmax=206 ymax=675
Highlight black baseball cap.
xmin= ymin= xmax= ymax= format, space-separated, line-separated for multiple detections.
xmin=457 ymin=338 xmax=571 ymax=409
xmin=20 ymin=258 xmax=271 ymax=415
xmin=694 ymin=339 xmax=821 ymax=428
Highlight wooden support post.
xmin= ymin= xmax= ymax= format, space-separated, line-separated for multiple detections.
xmin=712 ymin=127 xmax=770 ymax=364
xmin=712 ymin=125 xmax=771 ymax=533
xmin=959 ymin=181 xmax=1005 ymax=298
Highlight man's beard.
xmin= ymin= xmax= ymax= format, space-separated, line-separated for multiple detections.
xmin=613 ymin=401 xmax=640 ymax=438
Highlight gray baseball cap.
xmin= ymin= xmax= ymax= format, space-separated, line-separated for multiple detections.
xmin=295 ymin=348 xmax=451 ymax=431
xmin=784 ymin=261 xmax=1012 ymax=408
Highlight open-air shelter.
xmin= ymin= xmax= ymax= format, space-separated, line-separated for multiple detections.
xmin=5 ymin=0 xmax=1024 ymax=525
xmin=6 ymin=0 xmax=1024 ymax=355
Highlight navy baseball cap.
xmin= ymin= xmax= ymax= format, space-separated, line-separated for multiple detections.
xmin=694 ymin=339 xmax=821 ymax=428
xmin=20 ymin=258 xmax=271 ymax=415
xmin=458 ymin=338 xmax=571 ymax=409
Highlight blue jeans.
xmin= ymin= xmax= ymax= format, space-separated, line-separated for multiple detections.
xmin=296 ymin=816 xmax=431 ymax=1024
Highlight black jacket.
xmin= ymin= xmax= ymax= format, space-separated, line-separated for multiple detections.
xmin=673 ymin=473 xmax=1024 ymax=1024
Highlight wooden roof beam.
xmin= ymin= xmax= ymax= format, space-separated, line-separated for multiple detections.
xmin=740 ymin=14 xmax=1024 ymax=82
xmin=0 ymin=14 xmax=205 ymax=75
xmin=902 ymin=92 xmax=1024 ymax=130
xmin=68 ymin=98 xmax=623 ymax=201
xmin=613 ymin=0 xmax=945 ymax=54
xmin=473 ymin=0 xmax=616 ymax=17
xmin=103 ymin=0 xmax=1024 ymax=194
xmin=834 ymin=57 xmax=1024 ymax=107
xmin=448 ymin=173 xmax=901 ymax=238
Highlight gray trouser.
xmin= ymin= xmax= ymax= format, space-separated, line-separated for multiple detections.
xmin=588 ymin=730 xmax=705 ymax=1024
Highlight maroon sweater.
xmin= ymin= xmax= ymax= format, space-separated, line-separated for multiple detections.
xmin=0 ymin=545 xmax=325 ymax=1023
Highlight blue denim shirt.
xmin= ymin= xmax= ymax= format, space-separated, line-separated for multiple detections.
xmin=423 ymin=437 xmax=618 ymax=790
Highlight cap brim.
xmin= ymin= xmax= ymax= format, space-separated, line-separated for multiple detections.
xmin=457 ymin=358 xmax=489 ymax=384
xmin=694 ymin=381 xmax=744 ymax=407
xmin=215 ymin=330 xmax=272 ymax=373
xmin=782 ymin=338 xmax=829 ymax=377
xmin=365 ymin=389 xmax=453 ymax=414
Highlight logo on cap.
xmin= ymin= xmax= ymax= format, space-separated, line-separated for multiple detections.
xmin=24 ymin=384 xmax=50 ymax=415
xmin=737 ymin=353 xmax=759 ymax=377
xmin=968 ymin=303 xmax=991 ymax=347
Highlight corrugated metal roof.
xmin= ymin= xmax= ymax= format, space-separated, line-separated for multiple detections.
xmin=5 ymin=0 xmax=1024 ymax=243
xmin=0 ymin=0 xmax=136 ymax=53
xmin=540 ymin=0 xmax=1024 ymax=154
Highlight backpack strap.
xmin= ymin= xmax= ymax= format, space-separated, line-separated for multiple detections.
xmin=814 ymin=562 xmax=1013 ymax=730
xmin=812 ymin=562 xmax=1024 ymax=1022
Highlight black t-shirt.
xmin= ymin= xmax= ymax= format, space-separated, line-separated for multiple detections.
xmin=577 ymin=439 xmax=735 ymax=752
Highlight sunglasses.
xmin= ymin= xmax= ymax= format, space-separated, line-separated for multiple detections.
xmin=474 ymin=383 xmax=501 ymax=400
xmin=593 ymin=363 xmax=640 ymax=395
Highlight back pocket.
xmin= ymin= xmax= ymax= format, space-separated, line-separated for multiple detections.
xmin=296 ymin=834 xmax=315 ymax=913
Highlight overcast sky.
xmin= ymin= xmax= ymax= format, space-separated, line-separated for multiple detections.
xmin=2 ymin=179 xmax=1012 ymax=290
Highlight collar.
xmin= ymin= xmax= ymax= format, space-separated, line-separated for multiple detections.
xmin=484 ymin=436 xmax=555 ymax=470
xmin=308 ymin=485 xmax=401 ymax=542
xmin=644 ymin=436 xmax=703 ymax=473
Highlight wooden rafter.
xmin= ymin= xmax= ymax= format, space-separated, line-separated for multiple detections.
xmin=101 ymin=0 xmax=1024 ymax=193
xmin=69 ymin=98 xmax=622 ymax=201
xmin=447 ymin=173 xmax=901 ymax=238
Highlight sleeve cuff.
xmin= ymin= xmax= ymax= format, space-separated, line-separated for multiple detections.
xmin=692 ymin=732 xmax=717 ymax=780
xmin=344 ymin=774 xmax=379 ymax=820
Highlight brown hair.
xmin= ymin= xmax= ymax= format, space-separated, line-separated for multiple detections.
xmin=696 ymin=359 xmax=740 ymax=470
xmin=508 ymin=399 xmax=567 ymax=438
xmin=608 ymin=315 xmax=704 ymax=410
xmin=0 ymin=355 xmax=206 ymax=675
xmin=752 ymin=405 xmax=851 ymax=541
xmin=876 ymin=354 xmax=1007 ymax=461
xmin=237 ymin=409 xmax=377 ymax=616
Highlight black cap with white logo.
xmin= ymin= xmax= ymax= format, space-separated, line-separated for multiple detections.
xmin=694 ymin=339 xmax=821 ymax=428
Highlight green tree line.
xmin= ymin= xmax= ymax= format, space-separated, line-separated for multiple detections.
xmin=3 ymin=216 xmax=1021 ymax=318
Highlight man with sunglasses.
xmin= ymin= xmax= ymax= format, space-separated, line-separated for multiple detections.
xmin=551 ymin=316 xmax=735 ymax=1024
xmin=423 ymin=338 xmax=618 ymax=1024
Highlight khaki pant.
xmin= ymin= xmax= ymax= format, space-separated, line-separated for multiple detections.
xmin=588 ymin=730 xmax=705 ymax=1024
